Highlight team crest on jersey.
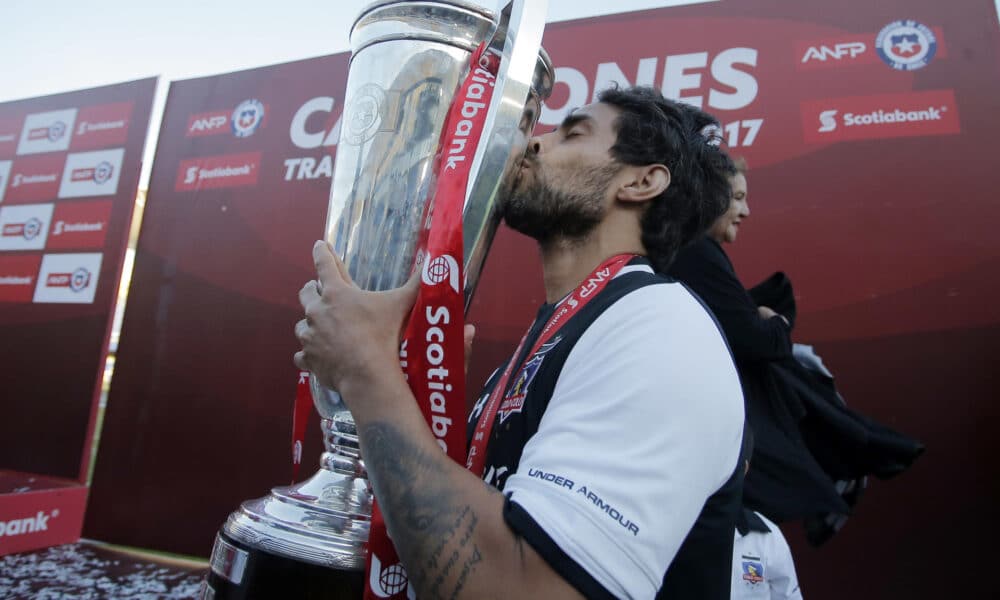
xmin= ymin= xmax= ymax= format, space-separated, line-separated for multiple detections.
xmin=741 ymin=560 xmax=765 ymax=585
xmin=497 ymin=335 xmax=562 ymax=424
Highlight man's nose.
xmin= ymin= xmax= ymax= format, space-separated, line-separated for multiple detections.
xmin=527 ymin=135 xmax=543 ymax=156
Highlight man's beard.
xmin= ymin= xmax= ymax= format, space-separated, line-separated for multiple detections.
xmin=501 ymin=161 xmax=619 ymax=243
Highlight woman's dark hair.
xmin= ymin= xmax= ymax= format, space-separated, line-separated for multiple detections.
xmin=597 ymin=86 xmax=734 ymax=271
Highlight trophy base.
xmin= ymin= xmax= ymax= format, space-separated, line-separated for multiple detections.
xmin=201 ymin=530 xmax=365 ymax=599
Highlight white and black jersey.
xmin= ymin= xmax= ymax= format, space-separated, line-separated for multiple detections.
xmin=467 ymin=259 xmax=746 ymax=599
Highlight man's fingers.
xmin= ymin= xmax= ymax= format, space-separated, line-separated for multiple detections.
xmin=298 ymin=280 xmax=320 ymax=309
xmin=313 ymin=240 xmax=344 ymax=292
xmin=294 ymin=318 xmax=309 ymax=342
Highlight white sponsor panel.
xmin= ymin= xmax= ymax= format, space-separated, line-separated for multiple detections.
xmin=0 ymin=160 xmax=11 ymax=203
xmin=57 ymin=147 xmax=125 ymax=198
xmin=33 ymin=252 xmax=103 ymax=304
xmin=0 ymin=203 xmax=54 ymax=250
xmin=17 ymin=108 xmax=78 ymax=155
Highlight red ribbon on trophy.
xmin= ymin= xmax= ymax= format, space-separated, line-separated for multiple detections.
xmin=363 ymin=44 xmax=501 ymax=600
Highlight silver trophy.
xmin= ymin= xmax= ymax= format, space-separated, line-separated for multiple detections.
xmin=204 ymin=1 xmax=552 ymax=597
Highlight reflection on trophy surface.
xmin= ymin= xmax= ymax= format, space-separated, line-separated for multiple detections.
xmin=202 ymin=1 xmax=552 ymax=598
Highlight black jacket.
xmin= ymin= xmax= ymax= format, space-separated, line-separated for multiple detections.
xmin=668 ymin=236 xmax=923 ymax=545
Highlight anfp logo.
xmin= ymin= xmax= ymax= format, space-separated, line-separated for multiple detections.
xmin=70 ymin=267 xmax=92 ymax=292
xmin=802 ymin=42 xmax=866 ymax=62
xmin=93 ymin=161 xmax=114 ymax=184
xmin=23 ymin=217 xmax=42 ymax=240
xmin=48 ymin=121 xmax=67 ymax=142
xmin=421 ymin=253 xmax=460 ymax=294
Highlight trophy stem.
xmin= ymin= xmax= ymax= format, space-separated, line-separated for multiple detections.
xmin=201 ymin=414 xmax=371 ymax=599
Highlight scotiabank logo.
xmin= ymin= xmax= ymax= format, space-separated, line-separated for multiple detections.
xmin=175 ymin=152 xmax=261 ymax=191
xmin=34 ymin=252 xmax=102 ymax=304
xmin=802 ymin=90 xmax=960 ymax=143
xmin=421 ymin=253 xmax=460 ymax=293
xmin=17 ymin=108 xmax=77 ymax=155
xmin=0 ymin=510 xmax=56 ymax=538
xmin=186 ymin=99 xmax=266 ymax=138
xmin=48 ymin=200 xmax=112 ymax=250
xmin=58 ymin=148 xmax=125 ymax=199
xmin=0 ymin=203 xmax=54 ymax=250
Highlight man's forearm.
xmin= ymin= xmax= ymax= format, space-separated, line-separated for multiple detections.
xmin=341 ymin=372 xmax=579 ymax=600
xmin=361 ymin=418 xmax=497 ymax=599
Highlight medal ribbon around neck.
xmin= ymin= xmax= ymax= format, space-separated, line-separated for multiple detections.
xmin=465 ymin=252 xmax=638 ymax=477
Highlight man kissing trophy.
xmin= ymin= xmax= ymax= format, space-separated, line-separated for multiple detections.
xmin=202 ymin=1 xmax=553 ymax=597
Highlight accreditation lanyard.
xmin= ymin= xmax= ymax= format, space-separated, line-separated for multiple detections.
xmin=465 ymin=253 xmax=638 ymax=476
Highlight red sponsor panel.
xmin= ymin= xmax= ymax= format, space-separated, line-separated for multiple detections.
xmin=0 ymin=475 xmax=88 ymax=556
xmin=174 ymin=151 xmax=262 ymax=191
xmin=3 ymin=154 xmax=64 ymax=204
xmin=0 ymin=77 xmax=154 ymax=559
xmin=48 ymin=200 xmax=112 ymax=249
xmin=801 ymin=89 xmax=960 ymax=143
xmin=0 ymin=254 xmax=42 ymax=303
xmin=70 ymin=102 xmax=133 ymax=150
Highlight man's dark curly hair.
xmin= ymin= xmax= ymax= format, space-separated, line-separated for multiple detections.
xmin=598 ymin=86 xmax=734 ymax=271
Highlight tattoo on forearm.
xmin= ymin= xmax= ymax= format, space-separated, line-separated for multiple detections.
xmin=361 ymin=422 xmax=493 ymax=600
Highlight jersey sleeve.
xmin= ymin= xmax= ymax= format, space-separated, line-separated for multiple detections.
xmin=501 ymin=282 xmax=745 ymax=599
xmin=760 ymin=514 xmax=803 ymax=600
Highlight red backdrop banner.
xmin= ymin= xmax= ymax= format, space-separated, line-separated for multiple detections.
xmin=84 ymin=54 xmax=351 ymax=554
xmin=0 ymin=78 xmax=156 ymax=481
xmin=86 ymin=1 xmax=999 ymax=598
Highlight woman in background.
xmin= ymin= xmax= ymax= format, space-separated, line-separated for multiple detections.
xmin=668 ymin=159 xmax=852 ymax=530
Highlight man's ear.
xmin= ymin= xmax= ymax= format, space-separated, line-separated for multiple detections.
xmin=616 ymin=164 xmax=671 ymax=204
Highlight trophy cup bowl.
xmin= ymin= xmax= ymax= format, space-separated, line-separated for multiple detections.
xmin=203 ymin=1 xmax=553 ymax=598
